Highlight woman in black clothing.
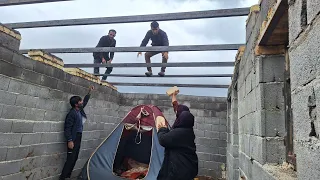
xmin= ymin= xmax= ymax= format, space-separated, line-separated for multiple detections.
xmin=156 ymin=92 xmax=198 ymax=180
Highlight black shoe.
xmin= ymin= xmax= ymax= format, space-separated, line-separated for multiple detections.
xmin=158 ymin=71 xmax=165 ymax=77
xmin=145 ymin=71 xmax=153 ymax=77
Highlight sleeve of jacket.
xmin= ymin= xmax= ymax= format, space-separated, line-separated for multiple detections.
xmin=140 ymin=31 xmax=151 ymax=47
xmin=162 ymin=31 xmax=169 ymax=46
xmin=64 ymin=112 xmax=75 ymax=142
xmin=110 ymin=40 xmax=116 ymax=60
xmin=94 ymin=36 xmax=106 ymax=58
xmin=83 ymin=93 xmax=91 ymax=108
xmin=157 ymin=127 xmax=181 ymax=148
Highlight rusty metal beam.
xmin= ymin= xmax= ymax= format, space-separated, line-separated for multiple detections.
xmin=0 ymin=0 xmax=72 ymax=6
xmin=64 ymin=62 xmax=234 ymax=68
xmin=6 ymin=7 xmax=250 ymax=29
xmin=108 ymin=82 xmax=229 ymax=88
xmin=20 ymin=44 xmax=242 ymax=54
xmin=94 ymin=73 xmax=233 ymax=77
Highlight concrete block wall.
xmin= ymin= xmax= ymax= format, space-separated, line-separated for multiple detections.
xmin=227 ymin=1 xmax=297 ymax=179
xmin=288 ymin=0 xmax=320 ymax=179
xmin=120 ymin=93 xmax=228 ymax=179
xmin=0 ymin=25 xmax=122 ymax=179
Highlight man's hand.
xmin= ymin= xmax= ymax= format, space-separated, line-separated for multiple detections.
xmin=88 ymin=85 xmax=94 ymax=94
xmin=102 ymin=58 xmax=106 ymax=64
xmin=162 ymin=52 xmax=168 ymax=60
xmin=107 ymin=59 xmax=112 ymax=64
xmin=68 ymin=141 xmax=74 ymax=149
xmin=137 ymin=52 xmax=142 ymax=57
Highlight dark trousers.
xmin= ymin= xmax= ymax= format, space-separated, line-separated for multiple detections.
xmin=145 ymin=52 xmax=168 ymax=72
xmin=94 ymin=58 xmax=113 ymax=80
xmin=60 ymin=133 xmax=82 ymax=180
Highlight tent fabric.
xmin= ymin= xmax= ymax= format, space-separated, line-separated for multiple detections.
xmin=78 ymin=105 xmax=169 ymax=180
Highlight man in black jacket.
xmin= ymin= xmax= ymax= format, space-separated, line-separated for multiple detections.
xmin=93 ymin=29 xmax=117 ymax=81
xmin=59 ymin=86 xmax=94 ymax=180
xmin=138 ymin=21 xmax=169 ymax=77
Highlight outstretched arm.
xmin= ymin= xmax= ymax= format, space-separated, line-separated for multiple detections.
xmin=171 ymin=92 xmax=178 ymax=114
xmin=83 ymin=86 xmax=94 ymax=108
xmin=162 ymin=32 xmax=169 ymax=46
xmin=140 ymin=31 xmax=151 ymax=47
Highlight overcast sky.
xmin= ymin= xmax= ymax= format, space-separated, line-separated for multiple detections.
xmin=0 ymin=0 xmax=257 ymax=97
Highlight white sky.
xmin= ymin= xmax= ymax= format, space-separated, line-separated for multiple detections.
xmin=0 ymin=0 xmax=257 ymax=97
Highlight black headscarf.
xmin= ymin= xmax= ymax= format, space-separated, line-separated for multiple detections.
xmin=176 ymin=104 xmax=190 ymax=118
xmin=172 ymin=111 xmax=195 ymax=129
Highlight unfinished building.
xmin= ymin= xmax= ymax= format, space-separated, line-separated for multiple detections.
xmin=0 ymin=0 xmax=319 ymax=180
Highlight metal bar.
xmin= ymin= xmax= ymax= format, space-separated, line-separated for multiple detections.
xmin=107 ymin=82 xmax=229 ymax=88
xmin=94 ymin=74 xmax=233 ymax=77
xmin=20 ymin=44 xmax=242 ymax=54
xmin=64 ymin=62 xmax=235 ymax=68
xmin=0 ymin=0 xmax=72 ymax=6
xmin=6 ymin=7 xmax=250 ymax=29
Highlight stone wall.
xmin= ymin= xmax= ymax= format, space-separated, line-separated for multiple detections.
xmin=288 ymin=0 xmax=320 ymax=179
xmin=120 ymin=93 xmax=228 ymax=179
xmin=0 ymin=23 xmax=228 ymax=179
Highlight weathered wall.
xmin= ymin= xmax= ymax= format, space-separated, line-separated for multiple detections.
xmin=288 ymin=0 xmax=320 ymax=179
xmin=0 ymin=26 xmax=122 ymax=179
xmin=227 ymin=0 xmax=297 ymax=179
xmin=120 ymin=93 xmax=228 ymax=179
xmin=0 ymin=23 xmax=228 ymax=179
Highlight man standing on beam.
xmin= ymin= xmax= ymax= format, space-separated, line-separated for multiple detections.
xmin=93 ymin=29 xmax=117 ymax=81
xmin=138 ymin=21 xmax=169 ymax=77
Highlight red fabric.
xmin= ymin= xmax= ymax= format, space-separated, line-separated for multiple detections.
xmin=122 ymin=105 xmax=169 ymax=128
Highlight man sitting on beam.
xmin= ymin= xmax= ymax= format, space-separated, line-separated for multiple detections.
xmin=93 ymin=29 xmax=117 ymax=81
xmin=138 ymin=21 xmax=169 ymax=77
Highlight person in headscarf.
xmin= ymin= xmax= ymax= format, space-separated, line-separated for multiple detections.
xmin=156 ymin=92 xmax=198 ymax=180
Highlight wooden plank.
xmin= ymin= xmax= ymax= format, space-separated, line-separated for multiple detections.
xmin=257 ymin=0 xmax=288 ymax=46
xmin=254 ymin=45 xmax=286 ymax=55
xmin=108 ymin=82 xmax=229 ymax=88
xmin=0 ymin=0 xmax=72 ymax=6
xmin=6 ymin=7 xmax=250 ymax=29
xmin=64 ymin=62 xmax=235 ymax=68
xmin=20 ymin=44 xmax=243 ymax=54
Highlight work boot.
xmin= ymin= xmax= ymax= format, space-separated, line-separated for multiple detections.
xmin=158 ymin=71 xmax=165 ymax=77
xmin=145 ymin=71 xmax=153 ymax=77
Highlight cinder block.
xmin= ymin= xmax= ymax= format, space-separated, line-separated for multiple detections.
xmin=0 ymin=147 xmax=7 ymax=161
xmin=246 ymin=5 xmax=260 ymax=43
xmin=0 ymin=25 xmax=21 ymax=50
xmin=307 ymin=0 xmax=320 ymax=24
xmin=41 ymin=132 xmax=64 ymax=143
xmin=289 ymin=21 xmax=320 ymax=90
xmin=0 ymin=161 xmax=21 ymax=176
xmin=197 ymin=145 xmax=219 ymax=154
xmin=251 ymin=160 xmax=277 ymax=180
xmin=44 ymin=110 xmax=65 ymax=122
xmin=204 ymin=131 xmax=219 ymax=139
xmin=265 ymin=137 xmax=285 ymax=164
xmin=41 ymin=154 xmax=64 ymax=167
xmin=15 ymin=94 xmax=38 ymax=108
xmin=1 ymin=105 xmax=26 ymax=119
xmin=0 ymin=90 xmax=17 ymax=105
xmin=7 ymin=79 xmax=29 ymax=95
xmin=0 ymin=46 xmax=14 ymax=63
xmin=33 ymin=122 xmax=51 ymax=132
xmin=211 ymin=154 xmax=226 ymax=163
xmin=0 ymin=119 xmax=13 ymax=133
xmin=6 ymin=146 xmax=30 ymax=161
xmin=1 ymin=172 xmax=25 ymax=180
xmin=12 ymin=120 xmax=34 ymax=133
xmin=0 ymin=133 xmax=22 ymax=146
xmin=25 ymin=108 xmax=46 ymax=121
xmin=220 ymin=132 xmax=227 ymax=140
xmin=250 ymin=135 xmax=266 ymax=164
xmin=36 ymin=99 xmax=55 ymax=111
xmin=258 ymin=82 xmax=284 ymax=111
xmin=256 ymin=55 xmax=285 ymax=83
xmin=0 ymin=75 xmax=10 ymax=91
xmin=23 ymin=168 xmax=42 ymax=180
xmin=288 ymin=0 xmax=305 ymax=44
xmin=45 ymin=143 xmax=65 ymax=154
xmin=21 ymin=133 xmax=41 ymax=145
xmin=28 ymin=144 xmax=47 ymax=157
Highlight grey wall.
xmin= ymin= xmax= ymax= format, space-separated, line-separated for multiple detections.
xmin=0 ymin=24 xmax=228 ymax=179
xmin=120 ymin=93 xmax=228 ymax=179
xmin=288 ymin=0 xmax=320 ymax=179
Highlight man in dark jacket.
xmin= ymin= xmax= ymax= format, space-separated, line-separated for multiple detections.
xmin=157 ymin=111 xmax=198 ymax=180
xmin=59 ymin=86 xmax=94 ymax=180
xmin=93 ymin=29 xmax=117 ymax=81
xmin=137 ymin=21 xmax=169 ymax=77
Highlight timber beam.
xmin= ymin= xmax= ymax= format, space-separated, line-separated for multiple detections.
xmin=6 ymin=7 xmax=250 ymax=29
